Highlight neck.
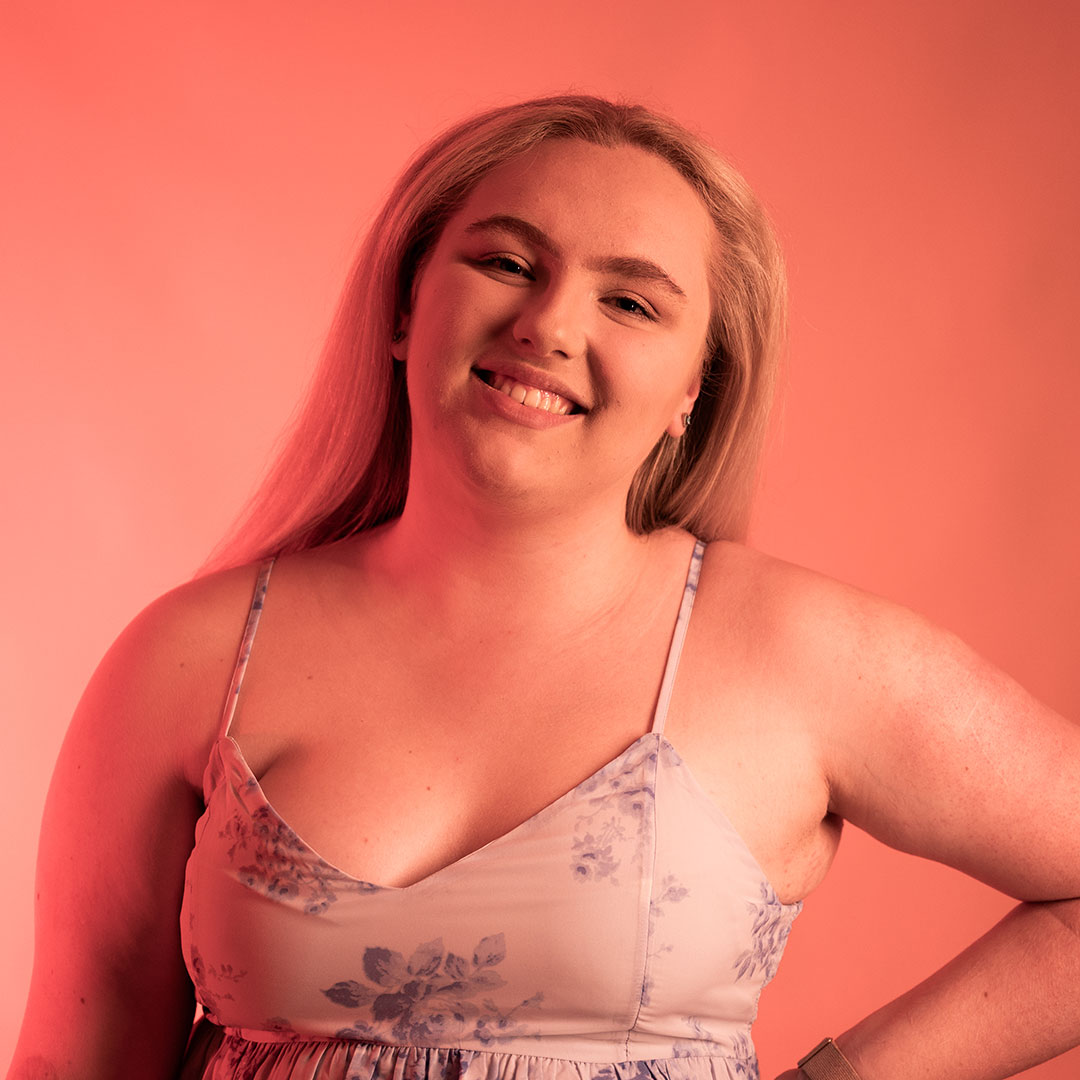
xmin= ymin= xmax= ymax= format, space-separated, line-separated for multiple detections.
xmin=358 ymin=480 xmax=669 ymax=635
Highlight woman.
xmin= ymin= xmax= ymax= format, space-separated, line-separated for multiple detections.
xmin=9 ymin=96 xmax=1079 ymax=1080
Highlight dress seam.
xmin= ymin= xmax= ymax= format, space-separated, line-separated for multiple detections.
xmin=218 ymin=1023 xmax=737 ymax=1064
xmin=623 ymin=735 xmax=661 ymax=1059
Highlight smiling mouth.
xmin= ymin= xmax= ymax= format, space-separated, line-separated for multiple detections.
xmin=474 ymin=369 xmax=586 ymax=415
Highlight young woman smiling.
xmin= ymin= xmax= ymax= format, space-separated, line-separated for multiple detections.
xmin=9 ymin=96 xmax=1079 ymax=1080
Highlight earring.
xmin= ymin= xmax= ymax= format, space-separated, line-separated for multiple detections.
xmin=391 ymin=330 xmax=405 ymax=344
xmin=682 ymin=412 xmax=692 ymax=430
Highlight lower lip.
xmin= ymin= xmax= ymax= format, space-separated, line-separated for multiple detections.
xmin=471 ymin=371 xmax=584 ymax=430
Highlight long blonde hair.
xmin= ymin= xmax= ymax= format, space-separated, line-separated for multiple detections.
xmin=204 ymin=95 xmax=787 ymax=571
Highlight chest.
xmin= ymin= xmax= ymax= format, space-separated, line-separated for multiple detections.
xmin=225 ymin=587 xmax=682 ymax=885
xmin=185 ymin=729 xmax=800 ymax=1052
xmin=218 ymin=562 xmax=837 ymax=904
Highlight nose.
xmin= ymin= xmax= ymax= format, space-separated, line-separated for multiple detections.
xmin=511 ymin=280 xmax=586 ymax=361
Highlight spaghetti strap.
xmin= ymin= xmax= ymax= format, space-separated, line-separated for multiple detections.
xmin=650 ymin=539 xmax=705 ymax=736
xmin=218 ymin=558 xmax=275 ymax=740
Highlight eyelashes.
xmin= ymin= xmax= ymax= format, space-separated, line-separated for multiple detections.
xmin=478 ymin=254 xmax=532 ymax=277
xmin=608 ymin=296 xmax=653 ymax=320
xmin=474 ymin=254 xmax=658 ymax=322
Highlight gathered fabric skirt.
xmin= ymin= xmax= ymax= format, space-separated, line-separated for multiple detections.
xmin=178 ymin=1019 xmax=760 ymax=1080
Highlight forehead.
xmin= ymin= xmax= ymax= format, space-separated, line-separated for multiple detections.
xmin=447 ymin=139 xmax=714 ymax=297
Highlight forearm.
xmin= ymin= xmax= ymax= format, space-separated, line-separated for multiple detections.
xmin=834 ymin=898 xmax=1080 ymax=1080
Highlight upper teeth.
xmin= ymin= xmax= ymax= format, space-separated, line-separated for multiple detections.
xmin=487 ymin=372 xmax=576 ymax=415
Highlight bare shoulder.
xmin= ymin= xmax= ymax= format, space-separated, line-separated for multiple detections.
xmin=692 ymin=540 xmax=936 ymax=699
xmin=698 ymin=540 xmax=980 ymax=694
xmin=698 ymin=541 xmax=1080 ymax=901
xmin=699 ymin=538 xmax=920 ymax=629
xmin=79 ymin=561 xmax=265 ymax=789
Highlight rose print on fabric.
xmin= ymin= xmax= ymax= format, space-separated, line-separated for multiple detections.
xmin=732 ymin=881 xmax=802 ymax=984
xmin=188 ymin=944 xmax=246 ymax=1021
xmin=570 ymin=827 xmax=621 ymax=882
xmin=219 ymin=790 xmax=381 ymax=914
xmin=322 ymin=934 xmax=543 ymax=1045
xmin=571 ymin=741 xmax=656 ymax=884
xmin=261 ymin=1016 xmax=294 ymax=1033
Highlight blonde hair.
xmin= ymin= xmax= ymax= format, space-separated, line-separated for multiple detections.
xmin=205 ymin=95 xmax=786 ymax=571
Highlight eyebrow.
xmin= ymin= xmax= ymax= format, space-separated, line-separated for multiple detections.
xmin=464 ymin=214 xmax=688 ymax=301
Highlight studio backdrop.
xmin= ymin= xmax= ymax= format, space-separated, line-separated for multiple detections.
xmin=2 ymin=2 xmax=1078 ymax=1075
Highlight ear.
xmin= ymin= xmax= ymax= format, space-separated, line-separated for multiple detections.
xmin=390 ymin=314 xmax=410 ymax=362
xmin=666 ymin=371 xmax=702 ymax=438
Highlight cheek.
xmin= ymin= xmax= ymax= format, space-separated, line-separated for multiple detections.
xmin=613 ymin=340 xmax=702 ymax=412
xmin=412 ymin=271 xmax=509 ymax=354
xmin=408 ymin=288 xmax=466 ymax=365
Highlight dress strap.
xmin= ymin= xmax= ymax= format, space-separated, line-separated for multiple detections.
xmin=650 ymin=539 xmax=706 ymax=736
xmin=218 ymin=558 xmax=275 ymax=740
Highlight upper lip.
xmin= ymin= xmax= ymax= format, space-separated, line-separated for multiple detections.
xmin=472 ymin=360 xmax=590 ymax=412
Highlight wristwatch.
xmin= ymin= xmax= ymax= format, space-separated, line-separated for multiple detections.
xmin=797 ymin=1037 xmax=861 ymax=1080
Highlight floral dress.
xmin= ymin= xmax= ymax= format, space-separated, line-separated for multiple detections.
xmin=179 ymin=540 xmax=801 ymax=1080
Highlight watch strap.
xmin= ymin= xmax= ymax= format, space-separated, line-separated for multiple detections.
xmin=797 ymin=1037 xmax=861 ymax=1080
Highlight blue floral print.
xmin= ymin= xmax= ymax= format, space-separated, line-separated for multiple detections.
xmin=725 ymin=1030 xmax=760 ymax=1080
xmin=641 ymin=873 xmax=690 ymax=1007
xmin=188 ymin=944 xmax=246 ymax=1021
xmin=572 ymin=741 xmax=656 ymax=884
xmin=672 ymin=1015 xmax=727 ymax=1058
xmin=732 ymin=881 xmax=802 ymax=984
xmin=219 ymin=791 xmax=381 ymax=914
xmin=673 ymin=1023 xmax=757 ymax=1077
xmin=593 ymin=1058 xmax=730 ymax=1080
xmin=322 ymin=934 xmax=543 ymax=1045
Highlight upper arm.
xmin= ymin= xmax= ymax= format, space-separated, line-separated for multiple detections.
xmin=806 ymin=582 xmax=1080 ymax=901
xmin=10 ymin=570 xmax=254 ymax=1079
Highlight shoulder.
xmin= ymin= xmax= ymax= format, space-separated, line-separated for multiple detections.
xmin=698 ymin=542 xmax=1080 ymax=899
xmin=118 ymin=561 xmax=265 ymax=658
xmin=696 ymin=540 xmax=947 ymax=682
xmin=79 ymin=560 xmax=268 ymax=790
xmin=697 ymin=539 xmax=1015 ymax=740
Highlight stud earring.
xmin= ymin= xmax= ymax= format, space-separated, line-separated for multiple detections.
xmin=682 ymin=412 xmax=692 ymax=430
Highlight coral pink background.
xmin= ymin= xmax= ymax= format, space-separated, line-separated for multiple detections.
xmin=2 ymin=1 xmax=1077 ymax=1075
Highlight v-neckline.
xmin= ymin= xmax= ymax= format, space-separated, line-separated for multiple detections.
xmin=217 ymin=729 xmax=662 ymax=893
xmin=213 ymin=728 xmax=799 ymax=907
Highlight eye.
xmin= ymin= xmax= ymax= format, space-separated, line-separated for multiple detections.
xmin=478 ymin=254 xmax=533 ymax=278
xmin=606 ymin=294 xmax=657 ymax=321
